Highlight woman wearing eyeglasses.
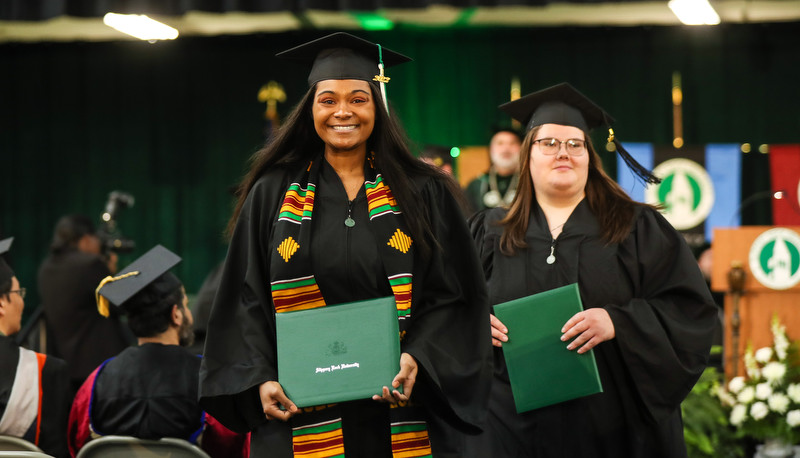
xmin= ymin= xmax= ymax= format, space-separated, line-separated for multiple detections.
xmin=469 ymin=83 xmax=717 ymax=457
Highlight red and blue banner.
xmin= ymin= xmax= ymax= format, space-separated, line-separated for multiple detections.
xmin=769 ymin=145 xmax=800 ymax=226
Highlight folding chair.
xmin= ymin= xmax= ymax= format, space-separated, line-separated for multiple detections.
xmin=75 ymin=435 xmax=211 ymax=458
xmin=0 ymin=435 xmax=43 ymax=452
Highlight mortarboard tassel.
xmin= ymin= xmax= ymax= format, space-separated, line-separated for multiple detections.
xmin=95 ymin=270 xmax=140 ymax=317
xmin=607 ymin=128 xmax=661 ymax=185
xmin=373 ymin=44 xmax=391 ymax=114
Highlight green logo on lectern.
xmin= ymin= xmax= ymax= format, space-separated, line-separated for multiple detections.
xmin=749 ymin=228 xmax=800 ymax=290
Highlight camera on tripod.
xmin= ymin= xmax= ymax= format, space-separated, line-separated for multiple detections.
xmin=98 ymin=191 xmax=136 ymax=254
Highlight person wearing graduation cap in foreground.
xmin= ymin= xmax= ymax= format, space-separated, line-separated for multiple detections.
xmin=469 ymin=83 xmax=717 ymax=457
xmin=68 ymin=245 xmax=247 ymax=457
xmin=0 ymin=237 xmax=70 ymax=458
xmin=199 ymin=32 xmax=491 ymax=457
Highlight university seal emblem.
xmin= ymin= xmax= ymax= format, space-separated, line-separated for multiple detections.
xmin=748 ymin=228 xmax=800 ymax=290
xmin=645 ymin=158 xmax=714 ymax=230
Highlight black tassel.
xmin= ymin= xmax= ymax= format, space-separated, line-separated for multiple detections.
xmin=612 ymin=138 xmax=661 ymax=185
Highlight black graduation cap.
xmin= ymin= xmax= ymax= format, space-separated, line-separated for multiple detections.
xmin=275 ymin=32 xmax=412 ymax=87
xmin=95 ymin=245 xmax=181 ymax=317
xmin=499 ymin=82 xmax=660 ymax=184
xmin=0 ymin=238 xmax=14 ymax=285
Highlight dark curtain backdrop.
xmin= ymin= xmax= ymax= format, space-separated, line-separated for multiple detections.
xmin=0 ymin=0 xmax=655 ymax=20
xmin=2 ymin=23 xmax=797 ymax=324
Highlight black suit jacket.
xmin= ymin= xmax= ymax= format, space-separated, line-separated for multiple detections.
xmin=38 ymin=248 xmax=132 ymax=391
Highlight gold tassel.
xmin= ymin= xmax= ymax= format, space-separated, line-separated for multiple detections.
xmin=95 ymin=271 xmax=140 ymax=317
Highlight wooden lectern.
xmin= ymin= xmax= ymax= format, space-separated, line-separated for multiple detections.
xmin=711 ymin=227 xmax=800 ymax=379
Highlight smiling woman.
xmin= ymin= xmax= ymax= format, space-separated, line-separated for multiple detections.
xmin=199 ymin=32 xmax=492 ymax=458
xmin=313 ymin=80 xmax=375 ymax=149
xmin=312 ymin=79 xmax=376 ymax=199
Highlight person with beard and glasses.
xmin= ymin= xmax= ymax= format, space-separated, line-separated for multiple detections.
xmin=465 ymin=129 xmax=522 ymax=214
xmin=199 ymin=32 xmax=491 ymax=457
xmin=67 ymin=246 xmax=247 ymax=458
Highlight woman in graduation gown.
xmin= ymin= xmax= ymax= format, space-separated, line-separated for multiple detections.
xmin=469 ymin=83 xmax=718 ymax=458
xmin=199 ymin=33 xmax=491 ymax=457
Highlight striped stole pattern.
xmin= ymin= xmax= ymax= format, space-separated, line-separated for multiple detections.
xmin=366 ymin=174 xmax=402 ymax=219
xmin=278 ymin=182 xmax=316 ymax=224
xmin=388 ymin=274 xmax=412 ymax=319
xmin=272 ymin=275 xmax=326 ymax=313
xmin=292 ymin=419 xmax=345 ymax=457
xmin=390 ymin=421 xmax=432 ymax=457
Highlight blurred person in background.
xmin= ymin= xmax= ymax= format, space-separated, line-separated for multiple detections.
xmin=464 ymin=128 xmax=522 ymax=214
xmin=419 ymin=144 xmax=455 ymax=177
xmin=38 ymin=214 xmax=132 ymax=396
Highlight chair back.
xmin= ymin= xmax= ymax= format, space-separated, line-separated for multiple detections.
xmin=0 ymin=435 xmax=43 ymax=452
xmin=75 ymin=435 xmax=211 ymax=458
xmin=0 ymin=453 xmax=54 ymax=457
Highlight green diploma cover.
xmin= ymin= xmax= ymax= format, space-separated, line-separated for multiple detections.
xmin=494 ymin=283 xmax=603 ymax=413
xmin=276 ymin=296 xmax=401 ymax=408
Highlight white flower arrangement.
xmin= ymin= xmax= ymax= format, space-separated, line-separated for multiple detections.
xmin=717 ymin=315 xmax=800 ymax=444
xmin=728 ymin=376 xmax=746 ymax=393
xmin=789 ymin=384 xmax=800 ymax=403
xmin=763 ymin=362 xmax=787 ymax=384
xmin=756 ymin=347 xmax=774 ymax=364
xmin=789 ymin=410 xmax=800 ymax=428
xmin=756 ymin=382 xmax=773 ymax=400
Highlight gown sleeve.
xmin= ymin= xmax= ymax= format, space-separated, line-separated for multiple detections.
xmin=201 ymin=414 xmax=249 ymax=458
xmin=39 ymin=355 xmax=69 ymax=458
xmin=198 ymin=172 xmax=288 ymax=433
xmin=68 ymin=367 xmax=99 ymax=457
xmin=467 ymin=208 xmax=503 ymax=282
xmin=606 ymin=207 xmax=717 ymax=423
xmin=402 ymin=177 xmax=493 ymax=433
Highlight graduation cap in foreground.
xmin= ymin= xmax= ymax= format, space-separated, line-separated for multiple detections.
xmin=276 ymin=32 xmax=412 ymax=112
xmin=499 ymin=82 xmax=660 ymax=184
xmin=95 ymin=245 xmax=181 ymax=317
xmin=0 ymin=238 xmax=14 ymax=285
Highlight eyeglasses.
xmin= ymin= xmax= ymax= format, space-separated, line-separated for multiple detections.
xmin=533 ymin=137 xmax=587 ymax=156
xmin=8 ymin=287 xmax=26 ymax=299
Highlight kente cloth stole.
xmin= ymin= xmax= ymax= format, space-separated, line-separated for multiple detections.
xmin=270 ymin=157 xmax=432 ymax=458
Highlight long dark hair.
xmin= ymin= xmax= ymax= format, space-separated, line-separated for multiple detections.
xmin=227 ymin=81 xmax=456 ymax=259
xmin=499 ymin=126 xmax=652 ymax=255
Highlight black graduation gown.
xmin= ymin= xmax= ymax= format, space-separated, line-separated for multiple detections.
xmin=199 ymin=158 xmax=492 ymax=457
xmin=69 ymin=344 xmax=247 ymax=457
xmin=470 ymin=199 xmax=717 ymax=458
xmin=0 ymin=334 xmax=70 ymax=458
xmin=90 ymin=344 xmax=204 ymax=439
xmin=38 ymin=249 xmax=133 ymax=393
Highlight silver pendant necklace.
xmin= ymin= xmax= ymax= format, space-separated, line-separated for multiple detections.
xmin=546 ymin=244 xmax=556 ymax=265
xmin=546 ymin=222 xmax=565 ymax=265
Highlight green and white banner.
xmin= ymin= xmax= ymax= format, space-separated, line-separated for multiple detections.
xmin=617 ymin=143 xmax=741 ymax=244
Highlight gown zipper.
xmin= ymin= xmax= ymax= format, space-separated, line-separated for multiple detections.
xmin=345 ymin=199 xmax=355 ymax=293
xmin=344 ymin=200 xmax=355 ymax=228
